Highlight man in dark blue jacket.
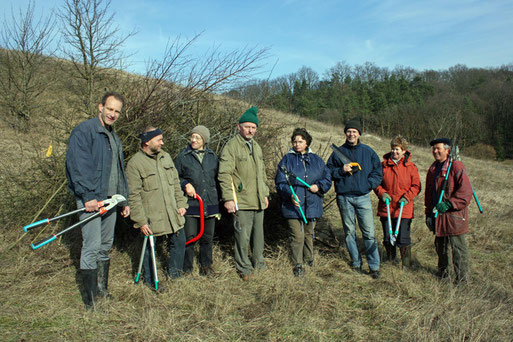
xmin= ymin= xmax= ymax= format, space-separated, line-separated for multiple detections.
xmin=65 ymin=92 xmax=130 ymax=309
xmin=327 ymin=118 xmax=383 ymax=278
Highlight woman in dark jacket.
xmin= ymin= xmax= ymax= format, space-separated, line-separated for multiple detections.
xmin=275 ymin=128 xmax=332 ymax=277
xmin=174 ymin=125 xmax=220 ymax=276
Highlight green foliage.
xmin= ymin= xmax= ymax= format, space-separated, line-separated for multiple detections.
xmin=231 ymin=62 xmax=513 ymax=159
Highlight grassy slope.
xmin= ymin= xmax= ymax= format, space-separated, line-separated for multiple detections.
xmin=1 ymin=109 xmax=512 ymax=342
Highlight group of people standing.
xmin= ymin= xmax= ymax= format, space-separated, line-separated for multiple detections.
xmin=65 ymin=91 xmax=474 ymax=309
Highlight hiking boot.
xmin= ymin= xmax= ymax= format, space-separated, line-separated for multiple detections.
xmin=97 ymin=260 xmax=113 ymax=299
xmin=351 ymin=266 xmax=363 ymax=274
xmin=307 ymin=260 xmax=314 ymax=267
xmin=240 ymin=273 xmax=252 ymax=281
xmin=436 ymin=268 xmax=449 ymax=279
xmin=200 ymin=265 xmax=216 ymax=277
xmin=370 ymin=269 xmax=381 ymax=279
xmin=293 ymin=264 xmax=304 ymax=277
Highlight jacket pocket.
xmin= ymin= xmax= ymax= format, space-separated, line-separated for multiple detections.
xmin=141 ymin=171 xmax=158 ymax=191
xmin=162 ymin=161 xmax=176 ymax=186
xmin=447 ymin=212 xmax=467 ymax=233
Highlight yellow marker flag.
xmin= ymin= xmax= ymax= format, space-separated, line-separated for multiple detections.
xmin=45 ymin=144 xmax=53 ymax=158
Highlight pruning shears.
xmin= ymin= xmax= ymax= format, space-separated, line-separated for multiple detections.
xmin=24 ymin=194 xmax=126 ymax=250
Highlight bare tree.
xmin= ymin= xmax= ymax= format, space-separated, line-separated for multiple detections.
xmin=57 ymin=0 xmax=136 ymax=114
xmin=117 ymin=33 xmax=270 ymax=154
xmin=0 ymin=0 xmax=56 ymax=130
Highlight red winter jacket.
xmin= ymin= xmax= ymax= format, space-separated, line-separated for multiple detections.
xmin=374 ymin=151 xmax=421 ymax=219
xmin=424 ymin=159 xmax=473 ymax=237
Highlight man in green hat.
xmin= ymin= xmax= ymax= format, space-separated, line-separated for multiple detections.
xmin=218 ymin=106 xmax=270 ymax=280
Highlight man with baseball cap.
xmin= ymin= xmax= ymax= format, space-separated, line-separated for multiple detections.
xmin=327 ymin=117 xmax=383 ymax=279
xmin=218 ymin=106 xmax=270 ymax=280
xmin=425 ymin=137 xmax=473 ymax=284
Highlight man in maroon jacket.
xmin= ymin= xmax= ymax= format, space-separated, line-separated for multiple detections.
xmin=425 ymin=138 xmax=473 ymax=283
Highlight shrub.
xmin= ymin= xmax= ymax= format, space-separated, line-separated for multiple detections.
xmin=464 ymin=143 xmax=497 ymax=160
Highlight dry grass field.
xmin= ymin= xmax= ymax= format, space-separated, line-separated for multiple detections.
xmin=1 ymin=108 xmax=512 ymax=341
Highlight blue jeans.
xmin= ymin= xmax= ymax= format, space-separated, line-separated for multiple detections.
xmin=336 ymin=193 xmax=380 ymax=271
xmin=143 ymin=229 xmax=186 ymax=283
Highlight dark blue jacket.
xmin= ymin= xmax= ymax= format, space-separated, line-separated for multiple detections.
xmin=174 ymin=145 xmax=220 ymax=216
xmin=65 ymin=117 xmax=129 ymax=203
xmin=275 ymin=149 xmax=332 ymax=219
xmin=327 ymin=141 xmax=382 ymax=196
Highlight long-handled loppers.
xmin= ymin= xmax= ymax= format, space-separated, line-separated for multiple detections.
xmin=434 ymin=157 xmax=453 ymax=218
xmin=134 ymin=235 xmax=148 ymax=284
xmin=281 ymin=166 xmax=307 ymax=224
xmin=390 ymin=202 xmax=405 ymax=246
xmin=133 ymin=220 xmax=160 ymax=291
xmin=280 ymin=166 xmax=322 ymax=197
xmin=385 ymin=198 xmax=393 ymax=244
xmin=25 ymin=194 xmax=126 ymax=250
xmin=148 ymin=234 xmax=159 ymax=291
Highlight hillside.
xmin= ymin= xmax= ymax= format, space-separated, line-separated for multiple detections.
xmin=1 ymin=107 xmax=513 ymax=341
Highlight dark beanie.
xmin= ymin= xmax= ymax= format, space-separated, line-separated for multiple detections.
xmin=239 ymin=106 xmax=259 ymax=127
xmin=191 ymin=125 xmax=210 ymax=144
xmin=430 ymin=137 xmax=452 ymax=146
xmin=344 ymin=117 xmax=362 ymax=135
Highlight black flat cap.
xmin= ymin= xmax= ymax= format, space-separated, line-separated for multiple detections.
xmin=430 ymin=138 xmax=452 ymax=146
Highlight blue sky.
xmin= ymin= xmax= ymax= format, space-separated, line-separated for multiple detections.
xmin=2 ymin=0 xmax=512 ymax=79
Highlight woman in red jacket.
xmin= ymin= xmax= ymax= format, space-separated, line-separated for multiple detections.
xmin=374 ymin=136 xmax=421 ymax=267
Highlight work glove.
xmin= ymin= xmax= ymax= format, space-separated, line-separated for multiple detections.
xmin=382 ymin=193 xmax=391 ymax=203
xmin=425 ymin=216 xmax=434 ymax=232
xmin=435 ymin=201 xmax=452 ymax=213
xmin=398 ymin=197 xmax=409 ymax=205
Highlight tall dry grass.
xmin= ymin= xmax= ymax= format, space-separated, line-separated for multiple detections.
xmin=1 ymin=109 xmax=512 ymax=341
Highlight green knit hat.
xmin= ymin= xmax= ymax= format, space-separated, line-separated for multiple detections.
xmin=239 ymin=106 xmax=259 ymax=127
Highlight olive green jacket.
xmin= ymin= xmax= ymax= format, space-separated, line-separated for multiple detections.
xmin=126 ymin=149 xmax=188 ymax=236
xmin=218 ymin=134 xmax=269 ymax=210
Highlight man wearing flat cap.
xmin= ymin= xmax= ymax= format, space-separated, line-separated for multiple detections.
xmin=218 ymin=106 xmax=270 ymax=280
xmin=425 ymin=138 xmax=472 ymax=283
xmin=126 ymin=127 xmax=188 ymax=290
xmin=327 ymin=117 xmax=383 ymax=279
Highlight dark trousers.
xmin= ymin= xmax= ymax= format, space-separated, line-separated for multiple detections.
xmin=183 ymin=216 xmax=216 ymax=273
xmin=380 ymin=217 xmax=412 ymax=247
xmin=435 ymin=234 xmax=469 ymax=282
xmin=143 ymin=229 xmax=186 ymax=283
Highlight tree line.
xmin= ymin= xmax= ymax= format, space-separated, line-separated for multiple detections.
xmin=227 ymin=62 xmax=513 ymax=160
